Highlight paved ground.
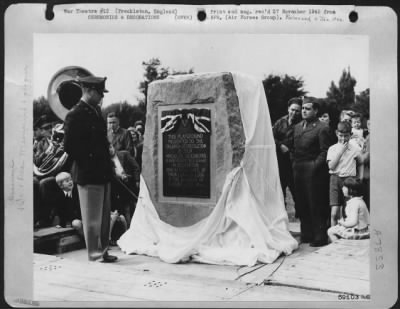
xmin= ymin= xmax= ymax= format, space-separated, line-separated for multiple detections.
xmin=33 ymin=220 xmax=369 ymax=305
xmin=32 ymin=190 xmax=370 ymax=305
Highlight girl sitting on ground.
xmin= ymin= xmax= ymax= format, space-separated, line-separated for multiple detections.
xmin=327 ymin=177 xmax=370 ymax=242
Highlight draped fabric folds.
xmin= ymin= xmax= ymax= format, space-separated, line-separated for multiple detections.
xmin=117 ymin=72 xmax=298 ymax=266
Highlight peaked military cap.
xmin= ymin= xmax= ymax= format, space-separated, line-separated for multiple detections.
xmin=77 ymin=76 xmax=109 ymax=93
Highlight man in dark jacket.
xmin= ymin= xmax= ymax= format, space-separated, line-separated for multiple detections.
xmin=291 ymin=97 xmax=331 ymax=247
xmin=272 ymin=97 xmax=302 ymax=214
xmin=63 ymin=75 xmax=117 ymax=263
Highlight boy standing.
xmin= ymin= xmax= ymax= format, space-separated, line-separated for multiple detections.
xmin=327 ymin=121 xmax=362 ymax=227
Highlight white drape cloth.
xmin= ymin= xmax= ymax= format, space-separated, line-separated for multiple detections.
xmin=118 ymin=72 xmax=298 ymax=266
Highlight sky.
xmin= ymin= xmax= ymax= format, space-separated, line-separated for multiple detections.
xmin=34 ymin=33 xmax=368 ymax=107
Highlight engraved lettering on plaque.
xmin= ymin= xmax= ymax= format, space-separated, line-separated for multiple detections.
xmin=161 ymin=108 xmax=211 ymax=198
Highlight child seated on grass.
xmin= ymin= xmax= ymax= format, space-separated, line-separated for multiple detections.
xmin=327 ymin=177 xmax=370 ymax=242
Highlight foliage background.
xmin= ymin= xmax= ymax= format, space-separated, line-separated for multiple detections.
xmin=34 ymin=59 xmax=369 ymax=129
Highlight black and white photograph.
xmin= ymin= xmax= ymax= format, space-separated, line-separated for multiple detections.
xmin=3 ymin=3 xmax=398 ymax=307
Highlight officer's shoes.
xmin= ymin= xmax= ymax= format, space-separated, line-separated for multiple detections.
xmin=101 ymin=252 xmax=118 ymax=263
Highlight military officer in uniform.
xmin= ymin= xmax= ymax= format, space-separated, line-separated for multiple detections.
xmin=291 ymin=97 xmax=331 ymax=247
xmin=63 ymin=75 xmax=117 ymax=262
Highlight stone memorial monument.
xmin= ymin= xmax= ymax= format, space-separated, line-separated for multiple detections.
xmin=118 ymin=72 xmax=298 ymax=266
xmin=143 ymin=72 xmax=246 ymax=227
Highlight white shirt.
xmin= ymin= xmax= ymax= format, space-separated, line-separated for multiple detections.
xmin=344 ymin=197 xmax=370 ymax=229
xmin=327 ymin=142 xmax=361 ymax=177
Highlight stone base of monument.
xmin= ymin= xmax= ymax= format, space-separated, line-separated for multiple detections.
xmin=144 ymin=72 xmax=245 ymax=227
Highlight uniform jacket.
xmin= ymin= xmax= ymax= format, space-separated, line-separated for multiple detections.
xmin=64 ymin=100 xmax=114 ymax=185
xmin=291 ymin=118 xmax=332 ymax=170
xmin=108 ymin=127 xmax=133 ymax=154
xmin=272 ymin=114 xmax=299 ymax=151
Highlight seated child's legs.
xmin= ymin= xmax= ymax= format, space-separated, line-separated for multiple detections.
xmin=118 ymin=214 xmax=128 ymax=232
xmin=331 ymin=206 xmax=342 ymax=227
xmin=71 ymin=219 xmax=82 ymax=229
xmin=110 ymin=214 xmax=128 ymax=245
xmin=122 ymin=204 xmax=131 ymax=228
xmin=71 ymin=219 xmax=84 ymax=237
xmin=327 ymin=226 xmax=339 ymax=243
xmin=109 ymin=211 xmax=119 ymax=239
xmin=53 ymin=215 xmax=61 ymax=227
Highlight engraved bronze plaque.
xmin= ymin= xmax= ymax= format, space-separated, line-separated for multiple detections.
xmin=161 ymin=108 xmax=211 ymax=198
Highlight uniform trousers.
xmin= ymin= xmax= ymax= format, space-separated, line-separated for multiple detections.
xmin=77 ymin=183 xmax=111 ymax=261
xmin=293 ymin=160 xmax=329 ymax=242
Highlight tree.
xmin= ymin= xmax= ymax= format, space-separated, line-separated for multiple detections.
xmin=138 ymin=58 xmax=194 ymax=113
xmin=353 ymin=88 xmax=370 ymax=119
xmin=262 ymin=74 xmax=307 ymax=123
xmin=102 ymin=101 xmax=146 ymax=129
xmin=326 ymin=68 xmax=357 ymax=111
xmin=138 ymin=58 xmax=169 ymax=102
xmin=33 ymin=96 xmax=58 ymax=126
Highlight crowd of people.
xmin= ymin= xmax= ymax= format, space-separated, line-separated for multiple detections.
xmin=33 ymin=103 xmax=145 ymax=249
xmin=273 ymin=96 xmax=370 ymax=246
